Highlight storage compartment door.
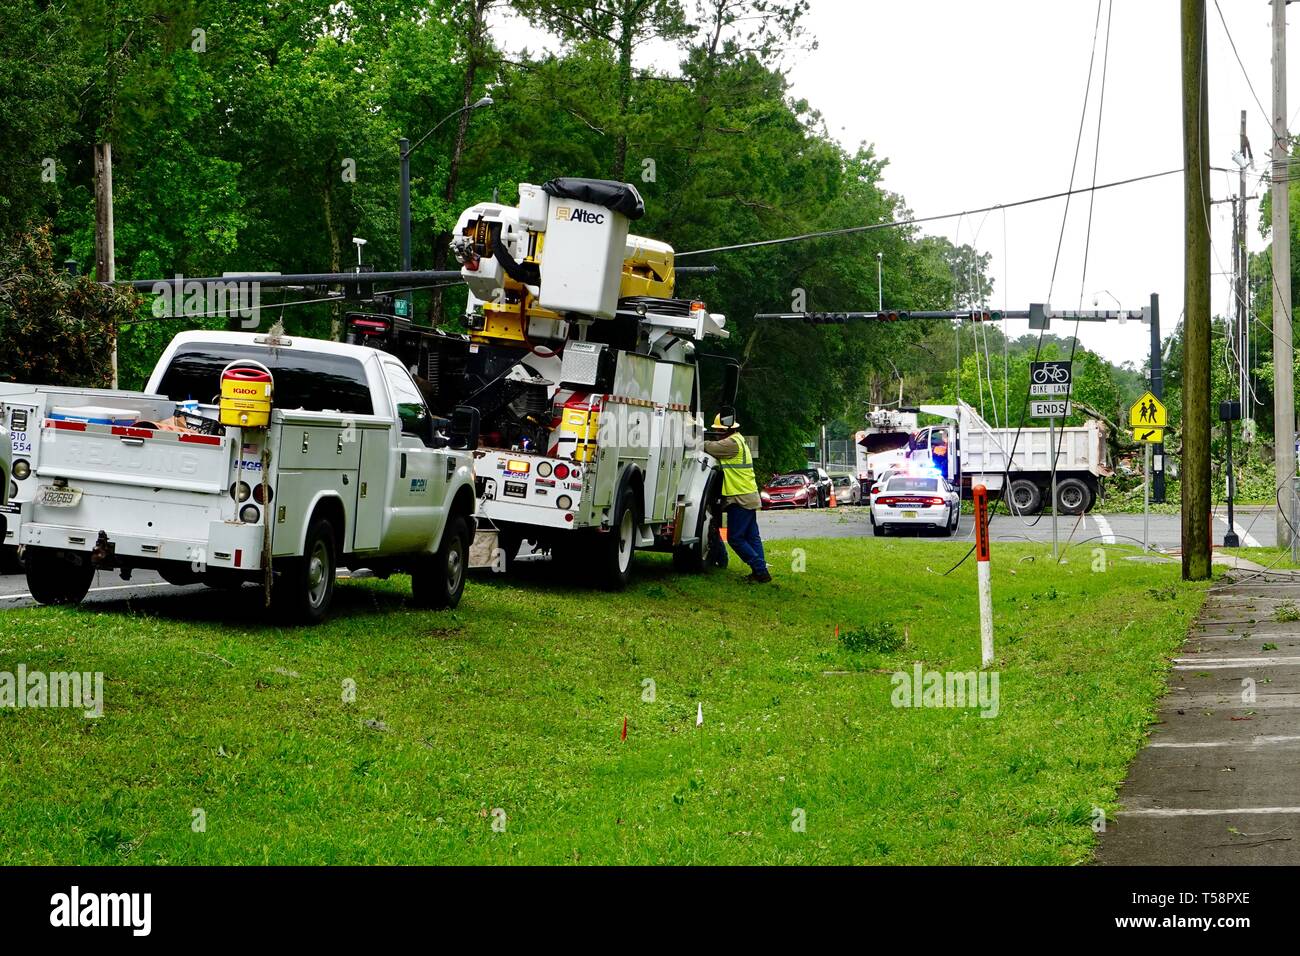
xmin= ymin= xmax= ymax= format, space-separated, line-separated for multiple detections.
xmin=353 ymin=427 xmax=390 ymax=551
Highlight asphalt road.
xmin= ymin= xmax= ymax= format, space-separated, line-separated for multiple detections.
xmin=760 ymin=503 xmax=1282 ymax=552
xmin=0 ymin=505 xmax=1283 ymax=609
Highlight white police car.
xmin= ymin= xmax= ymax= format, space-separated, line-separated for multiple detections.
xmin=870 ymin=473 xmax=960 ymax=537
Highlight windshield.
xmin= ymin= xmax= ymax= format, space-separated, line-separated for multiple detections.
xmin=887 ymin=477 xmax=939 ymax=493
xmin=157 ymin=343 xmax=374 ymax=415
xmin=770 ymin=475 xmax=805 ymax=488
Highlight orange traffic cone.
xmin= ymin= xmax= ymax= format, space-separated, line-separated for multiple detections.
xmin=828 ymin=488 xmax=837 ymax=508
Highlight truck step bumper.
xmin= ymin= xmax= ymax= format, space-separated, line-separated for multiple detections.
xmin=20 ymin=520 xmax=266 ymax=570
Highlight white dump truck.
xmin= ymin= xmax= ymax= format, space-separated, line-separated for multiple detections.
xmin=349 ymin=177 xmax=736 ymax=588
xmin=910 ymin=399 xmax=1111 ymax=514
xmin=3 ymin=330 xmax=479 ymax=622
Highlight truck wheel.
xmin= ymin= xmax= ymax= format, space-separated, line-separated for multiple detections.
xmin=413 ymin=515 xmax=469 ymax=610
xmin=1008 ymin=479 xmax=1043 ymax=516
xmin=872 ymin=522 xmax=887 ymax=537
xmin=272 ymin=518 xmax=337 ymax=625
xmin=158 ymin=564 xmax=202 ymax=587
xmin=25 ymin=549 xmax=94 ymax=607
xmin=1055 ymin=478 xmax=1091 ymax=515
xmin=595 ymin=486 xmax=637 ymax=590
xmin=673 ymin=503 xmax=710 ymax=574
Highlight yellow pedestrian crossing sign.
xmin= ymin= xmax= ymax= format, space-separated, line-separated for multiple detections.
xmin=1129 ymin=391 xmax=1167 ymax=428
xmin=1133 ymin=426 xmax=1163 ymax=444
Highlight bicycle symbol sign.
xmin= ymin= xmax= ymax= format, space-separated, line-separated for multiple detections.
xmin=1029 ymin=360 xmax=1072 ymax=396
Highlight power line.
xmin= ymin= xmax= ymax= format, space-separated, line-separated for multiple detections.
xmin=677 ymin=168 xmax=1182 ymax=258
xmin=1048 ymin=0 xmax=1106 ymax=306
xmin=1214 ymin=0 xmax=1286 ymax=149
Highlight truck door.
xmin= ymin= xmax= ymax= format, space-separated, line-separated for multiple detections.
xmin=380 ymin=361 xmax=446 ymax=552
xmin=930 ymin=427 xmax=953 ymax=481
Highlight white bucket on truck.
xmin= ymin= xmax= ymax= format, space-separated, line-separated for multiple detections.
xmin=536 ymin=179 xmax=643 ymax=320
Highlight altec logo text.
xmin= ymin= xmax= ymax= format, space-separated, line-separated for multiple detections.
xmin=50 ymin=886 xmax=152 ymax=936
xmin=555 ymin=206 xmax=605 ymax=224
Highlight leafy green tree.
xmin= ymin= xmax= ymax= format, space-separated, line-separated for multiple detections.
xmin=0 ymin=227 xmax=138 ymax=387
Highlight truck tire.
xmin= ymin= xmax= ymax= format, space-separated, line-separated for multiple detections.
xmin=673 ymin=504 xmax=710 ymax=574
xmin=674 ymin=474 xmax=720 ymax=574
xmin=412 ymin=515 xmax=469 ymax=610
xmin=25 ymin=548 xmax=95 ymax=607
xmin=595 ymin=486 xmax=637 ymax=590
xmin=1008 ymin=479 xmax=1043 ymax=516
xmin=1055 ymin=477 xmax=1091 ymax=516
xmin=272 ymin=517 xmax=337 ymax=625
xmin=0 ymin=544 xmax=23 ymax=574
xmin=158 ymin=563 xmax=202 ymax=587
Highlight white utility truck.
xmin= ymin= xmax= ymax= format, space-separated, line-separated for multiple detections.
xmin=350 ymin=178 xmax=736 ymax=588
xmin=3 ymin=330 xmax=479 ymax=622
xmin=911 ymin=400 xmax=1111 ymax=514
xmin=853 ymin=406 xmax=919 ymax=498
xmin=0 ymin=415 xmax=9 ymax=543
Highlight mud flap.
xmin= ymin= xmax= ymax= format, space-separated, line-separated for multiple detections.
xmin=469 ymin=529 xmax=499 ymax=569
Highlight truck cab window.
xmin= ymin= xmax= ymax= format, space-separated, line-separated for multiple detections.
xmin=384 ymin=363 xmax=435 ymax=446
xmin=158 ymin=344 xmax=373 ymax=415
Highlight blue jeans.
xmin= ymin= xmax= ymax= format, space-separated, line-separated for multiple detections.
xmin=726 ymin=505 xmax=767 ymax=574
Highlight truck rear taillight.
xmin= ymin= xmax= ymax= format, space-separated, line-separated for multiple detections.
xmin=554 ymin=463 xmax=570 ymax=480
xmin=12 ymin=459 xmax=30 ymax=480
xmin=239 ymin=504 xmax=260 ymax=523
xmin=231 ymin=481 xmax=252 ymax=502
xmin=252 ymin=483 xmax=273 ymax=504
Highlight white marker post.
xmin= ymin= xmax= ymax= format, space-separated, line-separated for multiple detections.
xmin=974 ymin=484 xmax=994 ymax=668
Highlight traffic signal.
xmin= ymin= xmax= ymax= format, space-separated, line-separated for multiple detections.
xmin=877 ymin=310 xmax=910 ymax=321
xmin=802 ymin=312 xmax=848 ymax=325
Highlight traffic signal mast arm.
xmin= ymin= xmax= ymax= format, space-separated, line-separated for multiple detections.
xmin=754 ymin=307 xmax=1146 ymax=326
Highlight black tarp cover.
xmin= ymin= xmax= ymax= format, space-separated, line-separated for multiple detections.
xmin=541 ymin=178 xmax=645 ymax=220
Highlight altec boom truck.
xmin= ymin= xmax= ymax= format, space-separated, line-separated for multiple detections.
xmin=348 ymin=178 xmax=734 ymax=587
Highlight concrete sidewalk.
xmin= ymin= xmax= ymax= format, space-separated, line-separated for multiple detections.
xmin=1097 ymin=568 xmax=1300 ymax=865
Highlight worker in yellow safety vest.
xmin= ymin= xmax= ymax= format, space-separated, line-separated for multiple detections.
xmin=703 ymin=412 xmax=771 ymax=584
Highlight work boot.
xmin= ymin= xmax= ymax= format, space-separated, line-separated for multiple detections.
xmin=745 ymin=570 xmax=773 ymax=584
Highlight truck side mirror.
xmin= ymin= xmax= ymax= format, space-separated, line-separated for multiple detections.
xmin=722 ymin=362 xmax=740 ymax=407
xmin=448 ymin=405 xmax=480 ymax=450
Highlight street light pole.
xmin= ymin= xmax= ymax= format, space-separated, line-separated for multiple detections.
xmin=398 ymin=96 xmax=493 ymax=317
xmin=876 ymin=252 xmax=883 ymax=311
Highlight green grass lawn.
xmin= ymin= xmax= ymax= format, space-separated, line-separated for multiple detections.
xmin=0 ymin=538 xmax=1207 ymax=865
xmin=1221 ymin=546 xmax=1300 ymax=570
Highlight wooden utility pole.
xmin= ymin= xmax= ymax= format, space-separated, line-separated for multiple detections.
xmin=1238 ymin=110 xmax=1252 ymax=430
xmin=93 ymin=142 xmax=117 ymax=387
xmin=1274 ymin=0 xmax=1295 ymax=549
xmin=1181 ymin=0 xmax=1212 ymax=580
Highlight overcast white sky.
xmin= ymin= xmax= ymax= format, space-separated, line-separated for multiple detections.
xmin=492 ymin=0 xmax=1300 ymax=366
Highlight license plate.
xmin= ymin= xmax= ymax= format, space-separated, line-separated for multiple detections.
xmin=37 ymin=486 xmax=82 ymax=508
xmin=902 ymin=510 xmax=917 ymax=518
